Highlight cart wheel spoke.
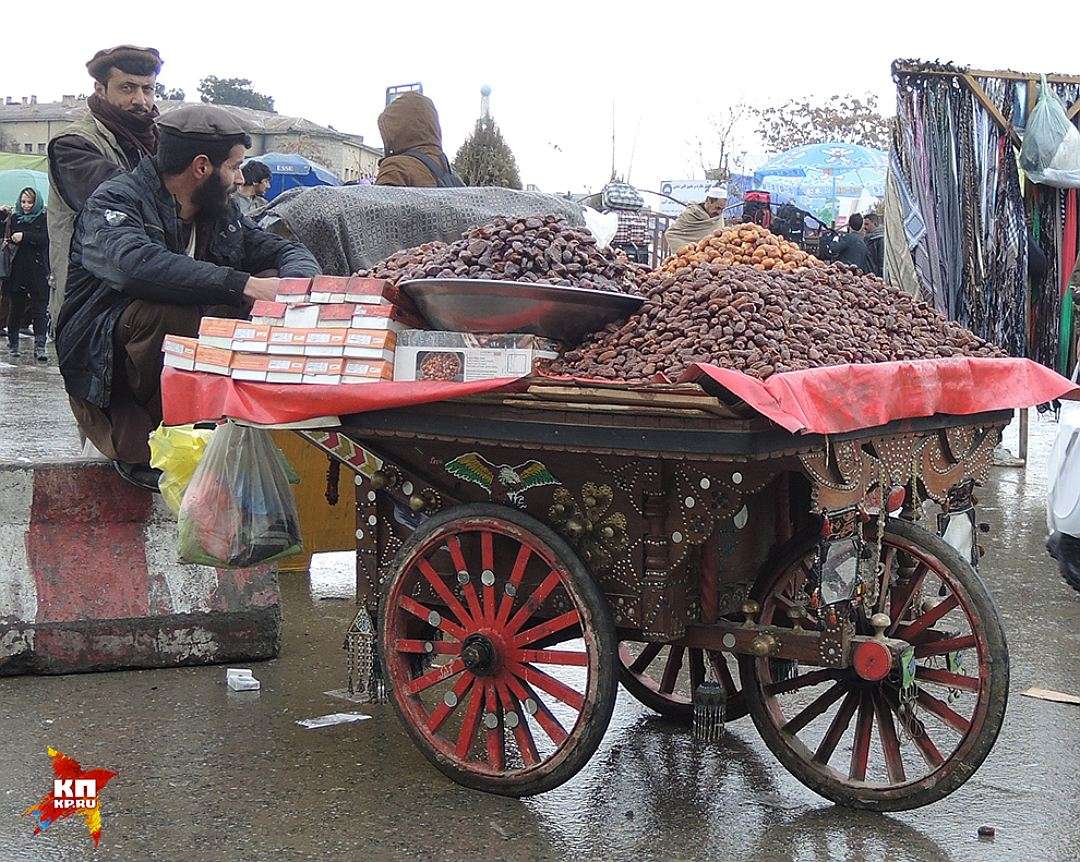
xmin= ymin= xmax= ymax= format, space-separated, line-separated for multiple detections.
xmin=394 ymin=639 xmax=461 ymax=656
xmin=399 ymin=595 xmax=467 ymax=640
xmin=873 ymin=689 xmax=906 ymax=784
xmin=495 ymin=544 xmax=532 ymax=627
xmin=914 ymin=666 xmax=979 ymax=693
xmin=505 ymin=570 xmax=563 ymax=636
xmin=511 ymin=610 xmax=580 ymax=648
xmin=426 ymin=672 xmax=475 ymax=733
xmin=887 ymin=562 xmax=929 ymax=634
xmin=912 ymin=633 xmax=976 ymax=658
xmin=897 ymin=593 xmax=960 ymax=642
xmin=445 ymin=536 xmax=485 ymax=625
xmin=689 ymin=649 xmax=706 ymax=693
xmin=406 ymin=658 xmax=466 ymax=695
xmin=495 ymin=679 xmax=540 ymax=767
xmin=481 ymin=531 xmax=496 ymax=625
xmin=455 ymin=679 xmax=487 ymax=760
xmin=915 ymin=688 xmax=972 ymax=735
xmin=764 ymin=667 xmax=845 ymax=696
xmin=812 ymin=688 xmax=860 ymax=765
xmin=627 ymin=642 xmax=663 ymax=675
xmin=417 ymin=558 xmax=475 ymax=629
xmin=659 ymin=646 xmax=685 ymax=695
xmin=484 ymin=683 xmax=504 ymax=771
xmin=507 ymin=674 xmax=569 ymax=745
xmin=849 ymin=691 xmax=874 ymax=781
xmin=782 ymin=680 xmax=849 ymax=735
xmin=514 ymin=648 xmax=589 ymax=666
xmin=512 ymin=661 xmax=586 ymax=711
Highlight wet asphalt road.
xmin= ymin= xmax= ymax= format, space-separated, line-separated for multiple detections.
xmin=1 ymin=353 xmax=1079 ymax=861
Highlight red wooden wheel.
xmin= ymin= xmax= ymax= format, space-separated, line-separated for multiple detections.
xmin=618 ymin=641 xmax=748 ymax=723
xmin=739 ymin=517 xmax=1008 ymax=811
xmin=381 ymin=503 xmax=617 ymax=796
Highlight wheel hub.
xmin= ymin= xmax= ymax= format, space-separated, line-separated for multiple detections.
xmin=461 ymin=634 xmax=499 ymax=676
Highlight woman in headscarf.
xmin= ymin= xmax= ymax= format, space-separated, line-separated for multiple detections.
xmin=4 ymin=187 xmax=50 ymax=360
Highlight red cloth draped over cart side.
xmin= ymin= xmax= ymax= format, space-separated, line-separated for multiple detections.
xmin=161 ymin=368 xmax=523 ymax=426
xmin=681 ymin=357 xmax=1079 ymax=436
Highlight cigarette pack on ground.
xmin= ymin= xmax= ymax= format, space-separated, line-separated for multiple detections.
xmin=393 ymin=331 xmax=560 ymax=382
xmin=162 ymin=334 xmax=198 ymax=371
xmin=266 ymin=356 xmax=306 ymax=383
xmin=309 ymin=276 xmax=350 ymax=304
xmin=344 ymin=328 xmax=397 ymax=360
xmin=275 ymin=278 xmax=313 ymax=304
xmin=303 ymin=357 xmax=345 ymax=384
xmin=352 ymin=303 xmax=423 ymax=332
xmin=232 ymin=322 xmax=271 ymax=352
xmin=343 ymin=359 xmax=394 ymax=383
xmin=231 ymin=353 xmax=271 ymax=382
xmin=250 ymin=301 xmax=287 ymax=326
xmin=305 ymin=329 xmax=348 ymax=357
xmin=198 ymin=317 xmax=238 ymax=349
xmin=345 ymin=276 xmax=398 ymax=305
xmin=194 ymin=344 xmax=233 ymax=375
xmin=267 ymin=327 xmax=312 ymax=355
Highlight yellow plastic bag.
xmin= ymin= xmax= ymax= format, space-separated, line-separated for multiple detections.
xmin=149 ymin=424 xmax=215 ymax=514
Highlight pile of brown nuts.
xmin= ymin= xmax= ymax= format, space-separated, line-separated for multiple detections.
xmin=359 ymin=216 xmax=648 ymax=293
xmin=547 ymin=261 xmax=1003 ymax=381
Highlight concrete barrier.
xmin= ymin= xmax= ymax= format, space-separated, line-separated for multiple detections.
xmin=0 ymin=461 xmax=281 ymax=675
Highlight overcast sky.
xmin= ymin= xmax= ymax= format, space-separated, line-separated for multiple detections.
xmin=6 ymin=2 xmax=1079 ymax=193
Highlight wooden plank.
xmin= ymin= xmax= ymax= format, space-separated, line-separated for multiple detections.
xmin=962 ymin=73 xmax=1020 ymax=146
xmin=1068 ymin=98 xmax=1080 ymax=122
xmin=892 ymin=63 xmax=1080 ymax=86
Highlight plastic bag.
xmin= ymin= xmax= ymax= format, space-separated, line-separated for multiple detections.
xmin=177 ymin=422 xmax=302 ymax=568
xmin=149 ymin=424 xmax=214 ymax=515
xmin=1047 ymin=364 xmax=1080 ymax=535
xmin=1020 ymin=75 xmax=1080 ymax=189
xmin=581 ymin=205 xmax=619 ymax=249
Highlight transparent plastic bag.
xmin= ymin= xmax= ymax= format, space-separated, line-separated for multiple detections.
xmin=148 ymin=424 xmax=214 ymax=515
xmin=177 ymin=422 xmax=302 ymax=568
xmin=1020 ymin=75 xmax=1080 ymax=188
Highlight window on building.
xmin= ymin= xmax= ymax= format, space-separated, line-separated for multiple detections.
xmin=24 ymin=143 xmax=33 ymax=153
xmin=37 ymin=143 xmax=46 ymax=153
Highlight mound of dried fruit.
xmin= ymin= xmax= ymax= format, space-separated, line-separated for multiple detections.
xmin=663 ymin=222 xmax=824 ymax=273
xmin=359 ymin=215 xmax=647 ymax=293
xmin=548 ymin=261 xmax=1002 ymax=381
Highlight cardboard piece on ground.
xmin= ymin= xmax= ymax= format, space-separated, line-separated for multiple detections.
xmin=1021 ymin=687 xmax=1080 ymax=705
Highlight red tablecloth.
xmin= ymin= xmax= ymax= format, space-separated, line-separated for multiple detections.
xmin=681 ymin=357 xmax=1078 ymax=435
xmin=161 ymin=368 xmax=523 ymax=426
xmin=163 ymin=357 xmax=1078 ymax=435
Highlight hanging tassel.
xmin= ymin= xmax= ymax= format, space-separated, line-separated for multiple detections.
xmin=692 ymin=673 xmax=727 ymax=742
xmin=344 ymin=606 xmax=385 ymax=703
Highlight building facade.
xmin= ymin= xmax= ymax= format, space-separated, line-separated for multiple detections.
xmin=0 ymin=96 xmax=382 ymax=182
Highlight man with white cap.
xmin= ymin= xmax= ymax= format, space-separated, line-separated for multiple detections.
xmin=664 ymin=185 xmax=728 ymax=255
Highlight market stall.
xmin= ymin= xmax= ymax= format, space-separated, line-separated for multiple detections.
xmin=160 ymin=213 xmax=1076 ymax=810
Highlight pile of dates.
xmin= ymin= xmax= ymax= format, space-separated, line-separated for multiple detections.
xmin=359 ymin=215 xmax=647 ymax=293
xmin=664 ymin=221 xmax=825 ymax=273
xmin=548 ymin=261 xmax=1003 ymax=381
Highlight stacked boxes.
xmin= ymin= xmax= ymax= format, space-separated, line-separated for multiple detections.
xmin=168 ymin=276 xmax=417 ymax=384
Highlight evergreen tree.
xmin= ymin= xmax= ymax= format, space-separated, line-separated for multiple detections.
xmin=453 ymin=116 xmax=522 ymax=189
xmin=198 ymin=76 xmax=275 ymax=113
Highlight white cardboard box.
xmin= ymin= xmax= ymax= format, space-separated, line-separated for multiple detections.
xmin=162 ymin=335 xmax=198 ymax=371
xmin=266 ymin=357 xmax=306 ymax=383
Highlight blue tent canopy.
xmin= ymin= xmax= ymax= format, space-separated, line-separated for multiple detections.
xmin=246 ymin=152 xmax=341 ymax=201
xmin=0 ymin=169 xmax=49 ymax=209
xmin=752 ymin=142 xmax=886 ymax=222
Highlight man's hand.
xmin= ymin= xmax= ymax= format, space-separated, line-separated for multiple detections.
xmin=11 ymin=232 xmax=22 ymax=244
xmin=243 ymin=276 xmax=280 ymax=303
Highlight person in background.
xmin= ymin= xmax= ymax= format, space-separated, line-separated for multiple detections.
xmin=3 ymin=188 xmax=50 ymax=360
xmin=0 ymin=203 xmax=9 ymax=338
xmin=826 ymin=212 xmax=873 ymax=273
xmin=375 ymin=93 xmax=464 ymax=187
xmin=56 ymin=106 xmax=321 ymax=491
xmin=47 ymin=45 xmax=163 ymax=327
xmin=863 ymin=211 xmax=885 ymax=277
xmin=234 ymin=160 xmax=271 ymax=215
xmin=664 ymin=186 xmax=728 ymax=255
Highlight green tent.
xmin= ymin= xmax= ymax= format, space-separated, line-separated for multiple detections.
xmin=0 ymin=169 xmax=49 ymax=209
xmin=0 ymin=152 xmax=48 ymax=173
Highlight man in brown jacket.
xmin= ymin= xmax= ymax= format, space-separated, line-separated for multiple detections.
xmin=375 ymin=93 xmax=463 ymax=188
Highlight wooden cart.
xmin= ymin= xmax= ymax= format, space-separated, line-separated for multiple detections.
xmin=298 ymin=382 xmax=1010 ymax=811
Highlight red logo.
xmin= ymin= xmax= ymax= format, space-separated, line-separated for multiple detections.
xmin=24 ymin=747 xmax=117 ymax=847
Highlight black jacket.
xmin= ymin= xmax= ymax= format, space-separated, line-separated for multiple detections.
xmin=57 ymin=157 xmax=320 ymax=407
xmin=827 ymin=231 xmax=873 ymax=273
xmin=865 ymin=227 xmax=884 ymax=278
xmin=4 ymin=211 xmax=50 ymax=294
